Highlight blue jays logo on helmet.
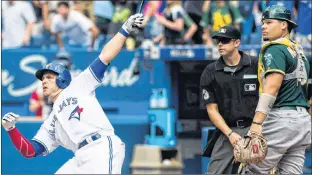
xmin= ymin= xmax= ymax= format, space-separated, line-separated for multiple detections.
xmin=35 ymin=61 xmax=72 ymax=89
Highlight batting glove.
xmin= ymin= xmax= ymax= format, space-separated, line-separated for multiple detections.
xmin=2 ymin=112 xmax=20 ymax=131
xmin=121 ymin=13 xmax=144 ymax=35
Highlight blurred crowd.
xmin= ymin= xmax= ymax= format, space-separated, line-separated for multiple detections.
xmin=1 ymin=0 xmax=312 ymax=51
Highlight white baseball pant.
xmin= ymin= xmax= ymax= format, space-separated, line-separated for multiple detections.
xmin=55 ymin=135 xmax=125 ymax=174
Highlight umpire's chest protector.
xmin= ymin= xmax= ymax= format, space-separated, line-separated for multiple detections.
xmin=212 ymin=54 xmax=259 ymax=121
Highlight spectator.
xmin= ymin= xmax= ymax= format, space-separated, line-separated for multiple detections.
xmin=51 ymin=1 xmax=99 ymax=51
xmin=200 ymin=0 xmax=243 ymax=46
xmin=1 ymin=0 xmax=36 ymax=49
xmin=31 ymin=1 xmax=49 ymax=30
xmin=237 ymin=1 xmax=260 ymax=45
xmin=141 ymin=0 xmax=165 ymax=40
xmin=30 ymin=1 xmax=55 ymax=48
xmin=108 ymin=0 xmax=132 ymax=35
xmin=30 ymin=1 xmax=66 ymax=33
xmin=153 ymin=0 xmax=185 ymax=45
xmin=182 ymin=12 xmax=198 ymax=45
xmin=28 ymin=81 xmax=53 ymax=120
xmin=37 ymin=1 xmax=76 ymax=49
xmin=29 ymin=85 xmax=43 ymax=118
xmin=108 ymin=0 xmax=136 ymax=49
xmin=73 ymin=1 xmax=94 ymax=20
xmin=93 ymin=1 xmax=114 ymax=36
xmin=202 ymin=0 xmax=211 ymax=13
xmin=93 ymin=1 xmax=114 ymax=48
xmin=183 ymin=0 xmax=204 ymax=44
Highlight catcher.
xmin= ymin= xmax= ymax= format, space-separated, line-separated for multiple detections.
xmin=239 ymin=5 xmax=311 ymax=174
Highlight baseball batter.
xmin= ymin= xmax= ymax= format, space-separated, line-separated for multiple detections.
xmin=1 ymin=13 xmax=144 ymax=174
xmin=243 ymin=5 xmax=311 ymax=174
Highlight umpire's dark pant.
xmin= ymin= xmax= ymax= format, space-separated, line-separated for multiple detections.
xmin=206 ymin=127 xmax=250 ymax=174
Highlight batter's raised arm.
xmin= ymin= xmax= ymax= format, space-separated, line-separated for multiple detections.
xmin=99 ymin=13 xmax=144 ymax=65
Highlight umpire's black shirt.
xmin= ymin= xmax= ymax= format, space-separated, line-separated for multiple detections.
xmin=200 ymin=51 xmax=259 ymax=124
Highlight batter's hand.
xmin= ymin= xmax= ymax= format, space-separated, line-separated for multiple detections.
xmin=228 ymin=132 xmax=243 ymax=146
xmin=122 ymin=13 xmax=144 ymax=34
xmin=2 ymin=112 xmax=20 ymax=131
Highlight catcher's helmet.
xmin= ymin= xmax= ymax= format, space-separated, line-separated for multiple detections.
xmin=35 ymin=61 xmax=72 ymax=89
xmin=262 ymin=5 xmax=298 ymax=29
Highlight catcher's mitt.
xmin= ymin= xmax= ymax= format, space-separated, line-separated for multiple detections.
xmin=233 ymin=131 xmax=268 ymax=164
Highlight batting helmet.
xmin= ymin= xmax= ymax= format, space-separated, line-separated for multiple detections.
xmin=35 ymin=61 xmax=72 ymax=89
xmin=262 ymin=5 xmax=298 ymax=29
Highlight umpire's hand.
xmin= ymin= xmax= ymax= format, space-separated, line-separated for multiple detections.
xmin=228 ymin=132 xmax=243 ymax=146
xmin=122 ymin=13 xmax=144 ymax=34
xmin=2 ymin=112 xmax=20 ymax=131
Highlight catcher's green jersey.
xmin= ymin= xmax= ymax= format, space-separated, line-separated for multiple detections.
xmin=258 ymin=39 xmax=310 ymax=108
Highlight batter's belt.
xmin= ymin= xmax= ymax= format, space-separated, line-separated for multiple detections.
xmin=78 ymin=131 xmax=115 ymax=149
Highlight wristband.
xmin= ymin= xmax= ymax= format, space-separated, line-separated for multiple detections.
xmin=228 ymin=131 xmax=234 ymax=137
xmin=4 ymin=125 xmax=15 ymax=132
xmin=119 ymin=28 xmax=129 ymax=37
xmin=252 ymin=121 xmax=262 ymax=125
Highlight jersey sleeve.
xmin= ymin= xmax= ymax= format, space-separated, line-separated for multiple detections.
xmin=200 ymin=68 xmax=217 ymax=105
xmin=262 ymin=46 xmax=287 ymax=77
xmin=68 ymin=57 xmax=108 ymax=94
xmin=32 ymin=114 xmax=59 ymax=156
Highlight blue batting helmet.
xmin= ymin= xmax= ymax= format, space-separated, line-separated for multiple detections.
xmin=35 ymin=61 xmax=72 ymax=89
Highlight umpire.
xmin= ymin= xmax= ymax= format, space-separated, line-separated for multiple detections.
xmin=200 ymin=26 xmax=259 ymax=174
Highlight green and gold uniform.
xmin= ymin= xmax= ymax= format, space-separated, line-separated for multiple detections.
xmin=258 ymin=38 xmax=310 ymax=109
xmin=244 ymin=5 xmax=311 ymax=175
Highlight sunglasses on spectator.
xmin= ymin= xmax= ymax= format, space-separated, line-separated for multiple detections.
xmin=216 ymin=38 xmax=235 ymax=44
